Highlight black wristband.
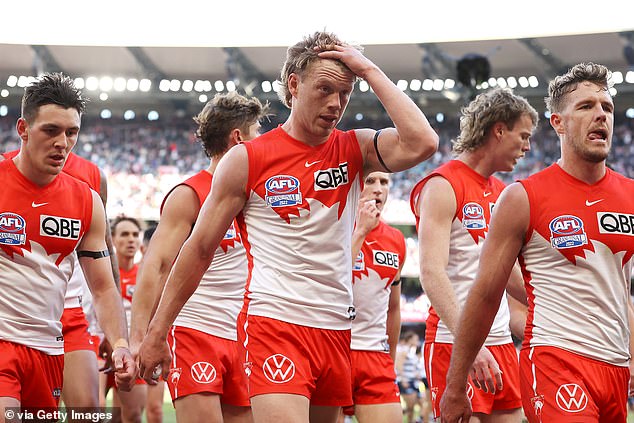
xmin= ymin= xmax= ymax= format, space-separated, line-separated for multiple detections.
xmin=373 ymin=130 xmax=393 ymax=173
xmin=77 ymin=250 xmax=110 ymax=259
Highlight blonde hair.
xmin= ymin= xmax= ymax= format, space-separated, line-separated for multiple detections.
xmin=277 ymin=31 xmax=362 ymax=108
xmin=452 ymin=87 xmax=538 ymax=154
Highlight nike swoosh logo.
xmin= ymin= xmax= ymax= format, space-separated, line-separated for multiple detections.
xmin=367 ymin=241 xmax=378 ymax=245
xmin=304 ymin=160 xmax=321 ymax=167
xmin=483 ymin=192 xmax=492 ymax=197
xmin=31 ymin=201 xmax=48 ymax=208
xmin=585 ymin=199 xmax=604 ymax=206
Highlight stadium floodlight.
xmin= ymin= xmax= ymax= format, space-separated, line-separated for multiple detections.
xmin=100 ymin=109 xmax=112 ymax=119
xmin=518 ymin=76 xmax=529 ymax=88
xmin=182 ymin=80 xmax=193 ymax=92
xmin=359 ymin=80 xmax=370 ymax=92
xmin=397 ymin=80 xmax=408 ymax=91
xmin=199 ymin=94 xmax=208 ymax=103
xmin=139 ymin=79 xmax=151 ymax=92
xmin=261 ymin=81 xmax=272 ymax=93
xmin=226 ymin=81 xmax=236 ymax=92
xmin=99 ymin=77 xmax=113 ymax=92
xmin=355 ymin=113 xmax=363 ymax=121
xmin=410 ymin=79 xmax=422 ymax=91
xmin=170 ymin=79 xmax=181 ymax=92
xmin=194 ymin=80 xmax=205 ymax=92
xmin=506 ymin=76 xmax=518 ymax=88
xmin=114 ymin=77 xmax=126 ymax=92
xmin=612 ymin=71 xmax=623 ymax=84
xmin=436 ymin=112 xmax=444 ymax=123
xmin=124 ymin=110 xmax=136 ymax=120
xmin=480 ymin=82 xmax=490 ymax=89
xmin=214 ymin=80 xmax=224 ymax=91
xmin=1 ymin=89 xmax=8 ymax=98
xmin=148 ymin=111 xmax=159 ymax=121
xmin=487 ymin=77 xmax=497 ymax=87
xmin=85 ymin=77 xmax=99 ymax=91
xmin=159 ymin=79 xmax=170 ymax=92
xmin=127 ymin=78 xmax=140 ymax=92
xmin=422 ymin=79 xmax=433 ymax=91
xmin=272 ymin=81 xmax=281 ymax=93
xmin=432 ymin=79 xmax=444 ymax=91
xmin=99 ymin=93 xmax=108 ymax=101
xmin=626 ymin=108 xmax=634 ymax=119
xmin=7 ymin=75 xmax=17 ymax=87
xmin=528 ymin=76 xmax=539 ymax=88
xmin=444 ymin=79 xmax=455 ymax=89
xmin=0 ymin=105 xmax=7 ymax=117
xmin=74 ymin=77 xmax=85 ymax=89
xmin=496 ymin=77 xmax=507 ymax=88
xmin=625 ymin=71 xmax=634 ymax=84
xmin=609 ymin=87 xmax=617 ymax=96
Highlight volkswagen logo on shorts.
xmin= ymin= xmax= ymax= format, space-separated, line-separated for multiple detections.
xmin=262 ymin=354 xmax=295 ymax=383
xmin=466 ymin=382 xmax=474 ymax=400
xmin=555 ymin=383 xmax=588 ymax=412
xmin=190 ymin=361 xmax=217 ymax=384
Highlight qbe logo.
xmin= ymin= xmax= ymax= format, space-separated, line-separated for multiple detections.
xmin=265 ymin=175 xmax=302 ymax=207
xmin=597 ymin=212 xmax=634 ymax=236
xmin=462 ymin=202 xmax=486 ymax=230
xmin=190 ymin=361 xmax=217 ymax=384
xmin=549 ymin=215 xmax=587 ymax=249
xmin=262 ymin=354 xmax=295 ymax=383
xmin=556 ymin=383 xmax=588 ymax=412
xmin=0 ymin=212 xmax=26 ymax=245
xmin=373 ymin=250 xmax=399 ymax=269
xmin=314 ymin=162 xmax=349 ymax=191
xmin=40 ymin=214 xmax=81 ymax=240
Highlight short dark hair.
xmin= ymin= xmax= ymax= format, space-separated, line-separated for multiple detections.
xmin=143 ymin=225 xmax=157 ymax=245
xmin=21 ymin=72 xmax=87 ymax=123
xmin=193 ymin=92 xmax=268 ymax=158
xmin=545 ymin=62 xmax=612 ymax=114
xmin=111 ymin=215 xmax=142 ymax=236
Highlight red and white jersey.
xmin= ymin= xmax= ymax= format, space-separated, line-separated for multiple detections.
xmin=238 ymin=127 xmax=364 ymax=330
xmin=162 ymin=170 xmax=247 ymax=340
xmin=119 ymin=264 xmax=138 ymax=328
xmin=0 ymin=159 xmax=92 ymax=354
xmin=410 ymin=160 xmax=512 ymax=345
xmin=519 ymin=164 xmax=634 ymax=366
xmin=2 ymin=150 xmax=102 ymax=309
xmin=351 ymin=220 xmax=406 ymax=351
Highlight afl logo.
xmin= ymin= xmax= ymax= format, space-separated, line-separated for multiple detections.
xmin=462 ymin=202 xmax=486 ymax=230
xmin=549 ymin=215 xmax=588 ymax=249
xmin=0 ymin=212 xmax=27 ymax=245
xmin=265 ymin=175 xmax=302 ymax=208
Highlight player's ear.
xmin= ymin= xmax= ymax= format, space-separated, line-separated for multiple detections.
xmin=16 ymin=118 xmax=29 ymax=142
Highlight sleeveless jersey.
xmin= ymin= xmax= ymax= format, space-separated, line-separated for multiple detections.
xmin=161 ymin=170 xmax=247 ymax=340
xmin=410 ymin=160 xmax=512 ymax=345
xmin=519 ymin=164 xmax=634 ymax=366
xmin=0 ymin=159 xmax=93 ymax=354
xmin=3 ymin=150 xmax=102 ymax=309
xmin=239 ymin=127 xmax=363 ymax=330
xmin=351 ymin=220 xmax=406 ymax=351
xmin=119 ymin=264 xmax=138 ymax=329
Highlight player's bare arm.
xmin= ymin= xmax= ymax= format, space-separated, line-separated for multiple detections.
xmin=138 ymin=145 xmax=248 ymax=382
xmin=78 ymin=190 xmax=136 ymax=392
xmin=386 ymin=267 xmax=403 ymax=362
xmin=317 ymin=45 xmax=438 ymax=174
xmin=129 ymin=185 xmax=199 ymax=356
xmin=440 ymin=182 xmax=529 ymax=423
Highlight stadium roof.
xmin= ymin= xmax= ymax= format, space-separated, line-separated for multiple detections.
xmin=1 ymin=1 xmax=634 ymax=119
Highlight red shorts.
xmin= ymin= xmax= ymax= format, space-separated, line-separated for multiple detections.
xmin=350 ymin=350 xmax=400 ymax=406
xmin=238 ymin=313 xmax=352 ymax=406
xmin=61 ymin=307 xmax=94 ymax=353
xmin=520 ymin=346 xmax=629 ymax=423
xmin=425 ymin=342 xmax=521 ymax=418
xmin=166 ymin=325 xmax=249 ymax=407
xmin=0 ymin=341 xmax=64 ymax=410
